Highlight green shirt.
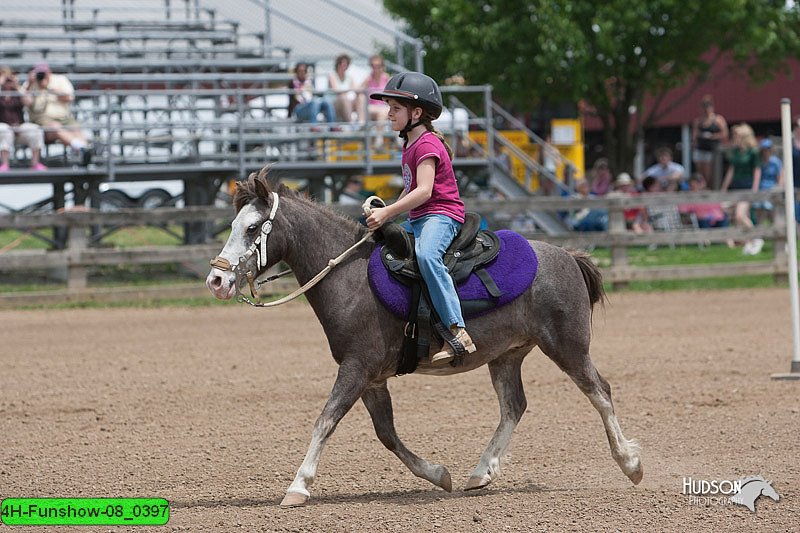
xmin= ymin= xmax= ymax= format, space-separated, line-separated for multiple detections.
xmin=727 ymin=147 xmax=759 ymax=190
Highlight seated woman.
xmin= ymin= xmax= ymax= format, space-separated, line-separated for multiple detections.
xmin=0 ymin=66 xmax=46 ymax=171
xmin=328 ymin=54 xmax=358 ymax=123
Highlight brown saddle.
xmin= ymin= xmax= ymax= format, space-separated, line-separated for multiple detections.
xmin=378 ymin=212 xmax=501 ymax=291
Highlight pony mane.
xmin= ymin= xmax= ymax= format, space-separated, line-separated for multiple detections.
xmin=234 ymin=166 xmax=283 ymax=212
xmin=232 ymin=166 xmax=364 ymax=232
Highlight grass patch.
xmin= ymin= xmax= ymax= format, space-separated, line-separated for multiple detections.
xmin=592 ymin=242 xmax=786 ymax=291
xmin=590 ymin=241 xmax=776 ymax=267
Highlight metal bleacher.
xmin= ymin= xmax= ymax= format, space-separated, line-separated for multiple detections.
xmin=0 ymin=1 xmax=499 ymax=209
xmin=0 ymin=0 xmax=580 ymax=244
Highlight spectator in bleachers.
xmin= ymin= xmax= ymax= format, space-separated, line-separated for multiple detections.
xmin=640 ymin=175 xmax=661 ymax=194
xmin=679 ymin=173 xmax=728 ymax=229
xmin=328 ymin=54 xmax=358 ymax=124
xmin=357 ymin=55 xmax=390 ymax=148
xmin=358 ymin=55 xmax=390 ymax=124
xmin=608 ymin=172 xmax=652 ymax=234
xmin=641 ymin=147 xmax=685 ymax=191
xmin=752 ymin=138 xmax=783 ymax=226
xmin=287 ymin=62 xmax=335 ymax=125
xmin=721 ymin=123 xmax=762 ymax=255
xmin=567 ymin=178 xmax=608 ymax=232
xmin=0 ymin=66 xmax=46 ymax=171
xmin=692 ymin=95 xmax=728 ymax=187
xmin=338 ymin=177 xmax=365 ymax=205
xmin=23 ymin=62 xmax=91 ymax=165
xmin=588 ymin=157 xmax=612 ymax=195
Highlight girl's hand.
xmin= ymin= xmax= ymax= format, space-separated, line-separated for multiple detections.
xmin=366 ymin=207 xmax=391 ymax=231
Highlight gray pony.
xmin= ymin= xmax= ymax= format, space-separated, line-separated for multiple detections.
xmin=206 ymin=168 xmax=643 ymax=507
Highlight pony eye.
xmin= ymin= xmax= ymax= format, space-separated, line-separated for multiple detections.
xmin=247 ymin=224 xmax=259 ymax=234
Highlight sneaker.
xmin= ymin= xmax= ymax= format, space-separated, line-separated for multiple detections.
xmin=0 ymin=162 xmax=8 ymax=172
xmin=750 ymin=238 xmax=764 ymax=255
xmin=430 ymin=327 xmax=477 ymax=366
xmin=742 ymin=241 xmax=756 ymax=256
xmin=30 ymin=162 xmax=48 ymax=171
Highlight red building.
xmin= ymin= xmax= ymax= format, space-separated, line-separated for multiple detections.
xmin=584 ymin=54 xmax=800 ymax=176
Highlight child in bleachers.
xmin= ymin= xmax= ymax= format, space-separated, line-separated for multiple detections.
xmin=679 ymin=174 xmax=728 ymax=229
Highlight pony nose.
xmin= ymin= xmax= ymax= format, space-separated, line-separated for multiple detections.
xmin=207 ymin=273 xmax=223 ymax=290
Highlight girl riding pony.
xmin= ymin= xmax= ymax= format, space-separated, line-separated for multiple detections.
xmin=366 ymin=72 xmax=476 ymax=365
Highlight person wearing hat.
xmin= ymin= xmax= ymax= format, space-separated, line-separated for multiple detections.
xmin=751 ymin=138 xmax=783 ymax=238
xmin=365 ymin=71 xmax=476 ymax=366
xmin=23 ymin=61 xmax=91 ymax=165
xmin=608 ymin=172 xmax=652 ymax=234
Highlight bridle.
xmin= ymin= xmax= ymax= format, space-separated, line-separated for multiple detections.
xmin=209 ymin=193 xmax=383 ymax=308
xmin=209 ymin=191 xmax=288 ymax=305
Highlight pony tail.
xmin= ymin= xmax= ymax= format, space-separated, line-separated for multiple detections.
xmin=425 ymin=123 xmax=453 ymax=160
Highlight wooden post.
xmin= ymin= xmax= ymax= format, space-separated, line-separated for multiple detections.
xmin=608 ymin=202 xmax=628 ymax=290
xmin=67 ymin=222 xmax=88 ymax=291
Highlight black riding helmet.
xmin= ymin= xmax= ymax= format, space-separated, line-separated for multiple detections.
xmin=370 ymin=72 xmax=443 ymax=141
xmin=370 ymin=71 xmax=443 ymax=119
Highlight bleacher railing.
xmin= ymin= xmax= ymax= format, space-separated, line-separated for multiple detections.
xmin=1 ymin=84 xmax=496 ymax=182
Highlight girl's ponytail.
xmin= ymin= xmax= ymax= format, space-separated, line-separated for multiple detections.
xmin=425 ymin=122 xmax=453 ymax=160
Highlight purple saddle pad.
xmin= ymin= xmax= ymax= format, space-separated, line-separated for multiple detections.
xmin=368 ymin=229 xmax=538 ymax=320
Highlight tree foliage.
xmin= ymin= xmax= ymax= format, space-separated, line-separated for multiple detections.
xmin=382 ymin=0 xmax=800 ymax=171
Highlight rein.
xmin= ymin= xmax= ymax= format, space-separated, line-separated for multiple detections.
xmin=210 ymin=193 xmax=384 ymax=308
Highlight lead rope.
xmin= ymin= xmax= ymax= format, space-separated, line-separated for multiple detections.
xmin=234 ymin=195 xmax=386 ymax=308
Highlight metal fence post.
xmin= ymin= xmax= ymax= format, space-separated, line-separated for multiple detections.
xmin=105 ymin=91 xmax=115 ymax=182
xmin=236 ymin=90 xmax=246 ymax=179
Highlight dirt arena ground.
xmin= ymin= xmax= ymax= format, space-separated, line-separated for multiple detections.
xmin=2 ymin=288 xmax=798 ymax=532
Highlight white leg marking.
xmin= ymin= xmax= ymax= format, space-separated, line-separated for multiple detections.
xmin=587 ymin=390 xmax=643 ymax=484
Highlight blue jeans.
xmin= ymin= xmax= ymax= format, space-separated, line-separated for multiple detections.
xmin=405 ymin=214 xmax=464 ymax=328
xmin=294 ymin=98 xmax=335 ymax=123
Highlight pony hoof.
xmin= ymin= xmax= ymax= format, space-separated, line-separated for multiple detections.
xmin=464 ymin=474 xmax=492 ymax=491
xmin=438 ymin=468 xmax=453 ymax=492
xmin=627 ymin=462 xmax=644 ymax=485
xmin=280 ymin=491 xmax=309 ymax=507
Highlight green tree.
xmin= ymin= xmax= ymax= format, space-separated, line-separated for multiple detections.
xmin=382 ymin=0 xmax=800 ymax=172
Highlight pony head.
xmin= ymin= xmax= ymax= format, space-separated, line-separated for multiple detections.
xmin=206 ymin=166 xmax=293 ymax=300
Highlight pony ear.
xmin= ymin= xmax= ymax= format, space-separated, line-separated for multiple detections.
xmin=254 ymin=175 xmax=271 ymax=200
xmin=256 ymin=164 xmax=272 ymax=181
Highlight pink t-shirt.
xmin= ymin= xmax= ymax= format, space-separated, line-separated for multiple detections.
xmin=403 ymin=131 xmax=465 ymax=223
